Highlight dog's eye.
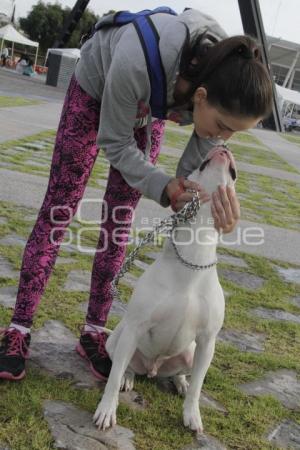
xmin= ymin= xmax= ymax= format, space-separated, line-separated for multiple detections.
xmin=199 ymin=159 xmax=210 ymax=172
xmin=230 ymin=166 xmax=237 ymax=181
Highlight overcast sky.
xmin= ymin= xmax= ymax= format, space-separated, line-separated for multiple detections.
xmin=1 ymin=0 xmax=300 ymax=44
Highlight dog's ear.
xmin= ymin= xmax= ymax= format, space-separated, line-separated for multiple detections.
xmin=229 ymin=166 xmax=237 ymax=181
xmin=199 ymin=159 xmax=210 ymax=172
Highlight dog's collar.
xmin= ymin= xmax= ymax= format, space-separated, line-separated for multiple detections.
xmin=170 ymin=230 xmax=217 ymax=271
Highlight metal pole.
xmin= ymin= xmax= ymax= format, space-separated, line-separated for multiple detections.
xmin=283 ymin=51 xmax=299 ymax=87
xmin=287 ymin=69 xmax=297 ymax=89
xmin=34 ymin=46 xmax=39 ymax=70
xmin=0 ymin=38 xmax=4 ymax=58
xmin=53 ymin=0 xmax=90 ymax=48
xmin=238 ymin=0 xmax=283 ymax=131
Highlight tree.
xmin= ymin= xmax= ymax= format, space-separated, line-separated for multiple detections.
xmin=20 ymin=2 xmax=64 ymax=53
xmin=102 ymin=10 xmax=116 ymax=17
xmin=19 ymin=1 xmax=99 ymax=53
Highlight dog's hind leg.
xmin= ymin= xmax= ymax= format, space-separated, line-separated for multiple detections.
xmin=105 ymin=320 xmax=125 ymax=360
xmin=120 ymin=367 xmax=135 ymax=392
xmin=173 ymin=374 xmax=189 ymax=396
xmin=93 ymin=323 xmax=140 ymax=430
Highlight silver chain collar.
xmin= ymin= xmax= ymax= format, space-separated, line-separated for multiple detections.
xmin=112 ymin=191 xmax=217 ymax=292
xmin=170 ymin=229 xmax=218 ymax=270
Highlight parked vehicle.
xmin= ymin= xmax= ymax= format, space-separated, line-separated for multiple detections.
xmin=283 ymin=117 xmax=300 ymax=132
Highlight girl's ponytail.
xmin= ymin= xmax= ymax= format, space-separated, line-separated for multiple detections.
xmin=178 ymin=35 xmax=273 ymax=118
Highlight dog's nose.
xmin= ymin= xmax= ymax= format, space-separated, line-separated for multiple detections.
xmin=212 ymin=148 xmax=228 ymax=160
xmin=205 ymin=146 xmax=235 ymax=167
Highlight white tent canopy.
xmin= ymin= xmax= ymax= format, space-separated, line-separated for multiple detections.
xmin=276 ymin=83 xmax=300 ymax=111
xmin=0 ymin=23 xmax=39 ymax=68
xmin=0 ymin=24 xmax=38 ymax=47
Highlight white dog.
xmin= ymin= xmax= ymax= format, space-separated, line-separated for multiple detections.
xmin=94 ymin=146 xmax=237 ymax=433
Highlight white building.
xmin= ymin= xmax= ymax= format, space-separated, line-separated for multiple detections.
xmin=268 ymin=36 xmax=300 ymax=93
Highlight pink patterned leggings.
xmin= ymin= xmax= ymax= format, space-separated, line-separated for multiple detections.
xmin=12 ymin=76 xmax=165 ymax=327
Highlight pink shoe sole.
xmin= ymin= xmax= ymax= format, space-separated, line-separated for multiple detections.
xmin=75 ymin=343 xmax=108 ymax=381
xmin=0 ymin=370 xmax=25 ymax=381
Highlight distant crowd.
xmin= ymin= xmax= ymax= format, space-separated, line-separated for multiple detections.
xmin=1 ymin=48 xmax=34 ymax=76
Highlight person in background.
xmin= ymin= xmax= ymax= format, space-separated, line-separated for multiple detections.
xmin=23 ymin=58 xmax=35 ymax=76
xmin=1 ymin=47 xmax=9 ymax=67
xmin=15 ymin=54 xmax=28 ymax=74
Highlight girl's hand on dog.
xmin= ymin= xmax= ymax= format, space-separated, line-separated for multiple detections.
xmin=166 ymin=179 xmax=240 ymax=233
xmin=166 ymin=177 xmax=210 ymax=212
xmin=211 ymin=185 xmax=240 ymax=233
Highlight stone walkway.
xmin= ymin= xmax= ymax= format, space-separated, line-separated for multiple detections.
xmin=0 ymin=68 xmax=65 ymax=142
xmin=1 ymin=166 xmax=300 ymax=264
xmin=0 ymin=90 xmax=300 ymax=449
xmin=0 ymin=67 xmax=66 ymax=102
xmin=0 ymin=103 xmax=63 ymax=142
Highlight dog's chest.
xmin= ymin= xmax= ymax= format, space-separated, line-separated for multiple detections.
xmin=137 ymin=299 xmax=205 ymax=358
xmin=136 ymin=271 xmax=224 ymax=360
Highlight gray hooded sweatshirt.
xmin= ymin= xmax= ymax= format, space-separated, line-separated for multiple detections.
xmin=75 ymin=9 xmax=227 ymax=206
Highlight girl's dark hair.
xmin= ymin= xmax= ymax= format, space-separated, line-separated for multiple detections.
xmin=177 ymin=33 xmax=273 ymax=118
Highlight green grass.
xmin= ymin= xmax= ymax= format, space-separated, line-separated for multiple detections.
xmin=163 ymin=129 xmax=298 ymax=173
xmin=0 ymin=95 xmax=41 ymax=108
xmin=157 ymin=153 xmax=179 ymax=176
xmin=0 ymin=200 xmax=300 ymax=449
xmin=226 ymin=142 xmax=298 ymax=173
xmin=163 ymin=128 xmax=190 ymax=150
xmin=160 ymin=140 xmax=300 ymax=231
xmin=0 ymin=130 xmax=110 ymax=189
xmin=1 ymin=131 xmax=300 ymax=232
xmin=229 ymin=131 xmax=263 ymax=146
xmin=158 ymin=153 xmax=300 ymax=231
xmin=280 ymin=132 xmax=300 ymax=146
xmin=237 ymin=171 xmax=300 ymax=230
xmin=165 ymin=123 xmax=262 ymax=147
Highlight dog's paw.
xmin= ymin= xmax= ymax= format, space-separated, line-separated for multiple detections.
xmin=173 ymin=374 xmax=189 ymax=396
xmin=120 ymin=370 xmax=135 ymax=392
xmin=183 ymin=402 xmax=203 ymax=434
xmin=93 ymin=395 xmax=118 ymax=430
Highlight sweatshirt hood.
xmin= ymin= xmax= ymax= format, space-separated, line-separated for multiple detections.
xmin=158 ymin=9 xmax=228 ymax=106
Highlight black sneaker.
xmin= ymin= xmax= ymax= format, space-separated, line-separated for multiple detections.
xmin=76 ymin=328 xmax=112 ymax=380
xmin=0 ymin=328 xmax=31 ymax=380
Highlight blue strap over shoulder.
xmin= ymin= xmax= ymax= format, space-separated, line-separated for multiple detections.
xmin=111 ymin=7 xmax=177 ymax=25
xmin=94 ymin=7 xmax=177 ymax=119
